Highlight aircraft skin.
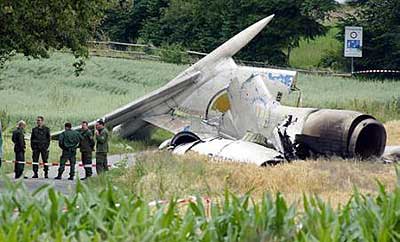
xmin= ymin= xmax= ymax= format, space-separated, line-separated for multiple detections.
xmin=53 ymin=15 xmax=388 ymax=165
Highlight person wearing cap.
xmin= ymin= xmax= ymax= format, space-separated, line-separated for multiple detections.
xmin=55 ymin=122 xmax=83 ymax=180
xmin=79 ymin=121 xmax=95 ymax=180
xmin=95 ymin=120 xmax=109 ymax=174
xmin=12 ymin=120 xmax=26 ymax=179
xmin=31 ymin=116 xmax=51 ymax=178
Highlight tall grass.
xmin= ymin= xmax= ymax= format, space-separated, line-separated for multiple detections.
xmin=0 ymin=168 xmax=400 ymax=241
xmin=0 ymin=53 xmax=186 ymax=130
xmin=1 ymin=52 xmax=399 ymax=129
xmin=284 ymin=74 xmax=400 ymax=122
xmin=101 ymin=151 xmax=396 ymax=206
xmin=289 ymin=28 xmax=341 ymax=69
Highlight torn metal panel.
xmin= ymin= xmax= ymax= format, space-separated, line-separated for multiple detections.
xmin=171 ymin=135 xmax=284 ymax=166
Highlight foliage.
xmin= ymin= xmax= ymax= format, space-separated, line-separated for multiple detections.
xmin=100 ymin=0 xmax=337 ymax=65
xmin=108 ymin=151 xmax=397 ymax=204
xmin=0 ymin=111 xmax=10 ymax=132
xmin=159 ymin=43 xmax=190 ymax=64
xmin=99 ymin=0 xmax=169 ymax=42
xmin=1 ymin=52 xmax=399 ymax=129
xmin=1 ymin=53 xmax=399 ymax=159
xmin=290 ymin=27 xmax=342 ymax=69
xmin=0 ymin=0 xmax=110 ymax=70
xmin=324 ymin=0 xmax=400 ymax=75
xmin=0 ymin=167 xmax=400 ymax=241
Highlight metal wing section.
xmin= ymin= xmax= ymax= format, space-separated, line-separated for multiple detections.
xmin=102 ymin=71 xmax=201 ymax=127
xmin=142 ymin=114 xmax=220 ymax=139
xmin=51 ymin=71 xmax=200 ymax=139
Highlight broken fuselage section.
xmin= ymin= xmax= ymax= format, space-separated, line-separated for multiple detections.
xmin=162 ymin=65 xmax=386 ymax=165
xmin=56 ymin=15 xmax=387 ymax=166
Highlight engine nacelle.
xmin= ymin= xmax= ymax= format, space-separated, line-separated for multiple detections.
xmin=295 ymin=109 xmax=386 ymax=159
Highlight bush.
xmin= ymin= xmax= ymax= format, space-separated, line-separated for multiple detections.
xmin=159 ymin=43 xmax=189 ymax=65
xmin=0 ymin=110 xmax=10 ymax=131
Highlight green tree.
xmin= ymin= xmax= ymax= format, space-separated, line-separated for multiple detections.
xmin=99 ymin=0 xmax=169 ymax=42
xmin=337 ymin=0 xmax=400 ymax=73
xmin=0 ymin=0 xmax=109 ymax=67
xmin=139 ymin=0 xmax=337 ymax=65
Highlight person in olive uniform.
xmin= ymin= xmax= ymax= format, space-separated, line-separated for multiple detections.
xmin=95 ymin=120 xmax=109 ymax=174
xmin=31 ymin=116 xmax=51 ymax=178
xmin=12 ymin=121 xmax=26 ymax=179
xmin=56 ymin=122 xmax=83 ymax=180
xmin=79 ymin=121 xmax=95 ymax=180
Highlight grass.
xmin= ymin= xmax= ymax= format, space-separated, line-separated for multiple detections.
xmin=0 ymin=52 xmax=399 ymax=171
xmin=285 ymin=74 xmax=400 ymax=123
xmin=1 ymin=171 xmax=400 ymax=241
xmin=289 ymin=27 xmax=341 ymax=69
xmin=1 ymin=52 xmax=400 ymax=240
xmin=0 ymin=52 xmax=186 ymax=130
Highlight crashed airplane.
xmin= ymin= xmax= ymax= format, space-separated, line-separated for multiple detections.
xmin=59 ymin=15 xmax=388 ymax=165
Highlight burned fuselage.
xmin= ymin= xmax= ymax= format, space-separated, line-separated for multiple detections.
xmin=54 ymin=15 xmax=387 ymax=165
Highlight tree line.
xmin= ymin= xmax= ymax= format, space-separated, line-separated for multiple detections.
xmin=1 ymin=0 xmax=399 ymax=73
xmin=100 ymin=0 xmax=337 ymax=65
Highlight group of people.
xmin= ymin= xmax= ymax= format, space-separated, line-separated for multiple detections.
xmin=7 ymin=116 xmax=109 ymax=180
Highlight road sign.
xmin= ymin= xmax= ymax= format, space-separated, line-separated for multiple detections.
xmin=344 ymin=26 xmax=363 ymax=57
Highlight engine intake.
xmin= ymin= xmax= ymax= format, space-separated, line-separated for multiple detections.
xmin=296 ymin=110 xmax=386 ymax=159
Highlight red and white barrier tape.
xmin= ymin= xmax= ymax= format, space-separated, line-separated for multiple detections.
xmin=2 ymin=160 xmax=111 ymax=168
xmin=354 ymin=69 xmax=400 ymax=74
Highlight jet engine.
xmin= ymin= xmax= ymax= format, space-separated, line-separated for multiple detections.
xmin=294 ymin=109 xmax=386 ymax=159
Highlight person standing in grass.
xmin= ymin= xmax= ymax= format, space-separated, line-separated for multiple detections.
xmin=95 ymin=120 xmax=109 ymax=174
xmin=79 ymin=121 xmax=95 ymax=180
xmin=55 ymin=122 xmax=83 ymax=180
xmin=0 ymin=120 xmax=3 ymax=169
xmin=12 ymin=120 xmax=26 ymax=179
xmin=31 ymin=116 xmax=51 ymax=178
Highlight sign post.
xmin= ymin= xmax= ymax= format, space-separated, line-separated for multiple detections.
xmin=344 ymin=26 xmax=363 ymax=75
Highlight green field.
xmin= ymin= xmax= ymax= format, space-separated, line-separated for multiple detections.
xmin=1 ymin=52 xmax=399 ymax=129
xmin=1 ymin=52 xmax=399 ymax=161
xmin=0 ymin=53 xmax=185 ymax=130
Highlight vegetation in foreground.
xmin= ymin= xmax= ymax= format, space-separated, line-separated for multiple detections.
xmin=91 ymin=151 xmax=397 ymax=206
xmin=0 ymin=166 xmax=400 ymax=241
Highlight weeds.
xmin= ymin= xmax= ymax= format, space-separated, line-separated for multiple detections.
xmin=0 ymin=166 xmax=400 ymax=241
xmin=111 ymin=152 xmax=396 ymax=207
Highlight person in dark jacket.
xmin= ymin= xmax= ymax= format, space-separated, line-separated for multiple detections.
xmin=79 ymin=121 xmax=95 ymax=180
xmin=55 ymin=122 xmax=83 ymax=180
xmin=95 ymin=120 xmax=109 ymax=174
xmin=30 ymin=116 xmax=51 ymax=178
xmin=12 ymin=120 xmax=26 ymax=179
